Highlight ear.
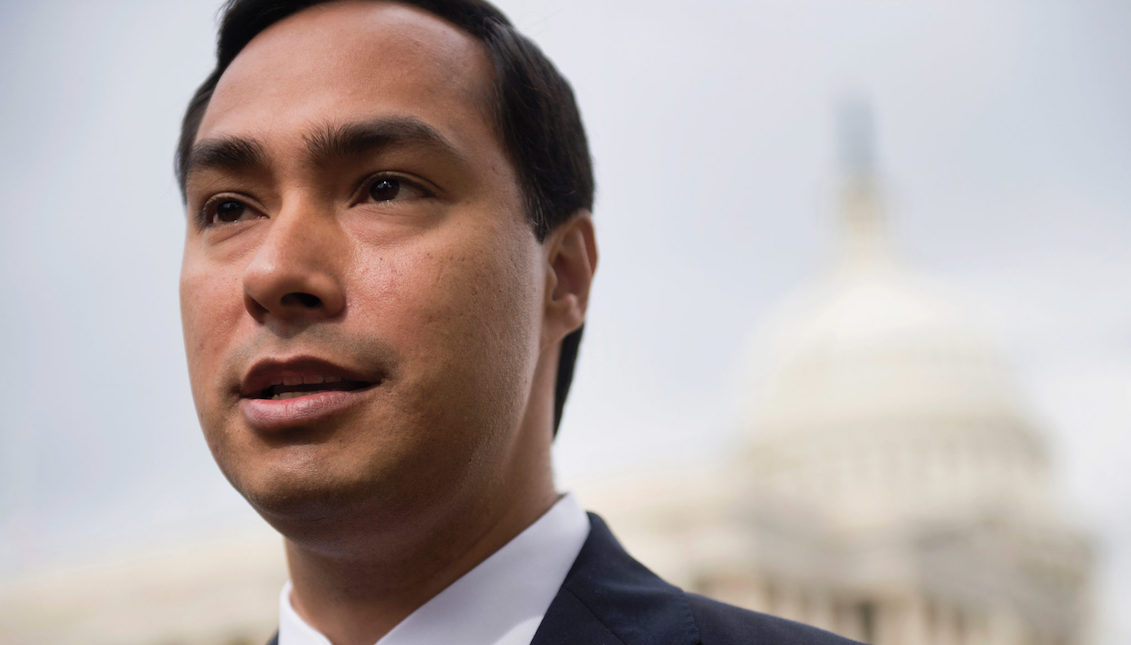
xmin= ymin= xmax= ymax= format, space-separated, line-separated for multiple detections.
xmin=542 ymin=211 xmax=597 ymax=350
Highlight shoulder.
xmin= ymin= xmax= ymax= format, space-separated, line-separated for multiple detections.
xmin=537 ymin=513 xmax=860 ymax=645
xmin=686 ymin=593 xmax=862 ymax=645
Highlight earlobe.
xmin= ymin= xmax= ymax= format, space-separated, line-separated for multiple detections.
xmin=543 ymin=211 xmax=597 ymax=348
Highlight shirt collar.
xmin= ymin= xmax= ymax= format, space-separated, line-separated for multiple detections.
xmin=279 ymin=493 xmax=590 ymax=645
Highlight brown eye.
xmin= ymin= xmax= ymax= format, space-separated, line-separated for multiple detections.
xmin=369 ymin=177 xmax=402 ymax=202
xmin=198 ymin=196 xmax=257 ymax=228
xmin=362 ymin=174 xmax=433 ymax=205
xmin=215 ymin=200 xmax=247 ymax=223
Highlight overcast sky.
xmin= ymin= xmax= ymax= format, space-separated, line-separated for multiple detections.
xmin=1 ymin=0 xmax=1127 ymax=641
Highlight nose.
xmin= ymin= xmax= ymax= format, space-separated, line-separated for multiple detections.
xmin=242 ymin=203 xmax=346 ymax=325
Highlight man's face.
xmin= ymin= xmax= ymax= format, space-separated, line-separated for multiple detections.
xmin=180 ymin=2 xmax=550 ymax=528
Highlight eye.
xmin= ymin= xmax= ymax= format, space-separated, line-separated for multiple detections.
xmin=363 ymin=174 xmax=433 ymax=204
xmin=198 ymin=196 xmax=259 ymax=227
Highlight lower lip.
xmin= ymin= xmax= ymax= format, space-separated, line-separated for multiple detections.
xmin=239 ymin=388 xmax=374 ymax=432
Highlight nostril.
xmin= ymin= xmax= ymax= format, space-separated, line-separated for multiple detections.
xmin=281 ymin=292 xmax=322 ymax=308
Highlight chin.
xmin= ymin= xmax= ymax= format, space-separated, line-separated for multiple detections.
xmin=238 ymin=464 xmax=385 ymax=528
xmin=227 ymin=445 xmax=442 ymax=527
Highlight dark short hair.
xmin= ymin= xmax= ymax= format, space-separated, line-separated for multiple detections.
xmin=176 ymin=0 xmax=593 ymax=435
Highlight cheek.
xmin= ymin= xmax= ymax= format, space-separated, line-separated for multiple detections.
xmin=436 ymin=235 xmax=538 ymax=353
xmin=360 ymin=224 xmax=543 ymax=401
xmin=179 ymin=262 xmax=243 ymax=417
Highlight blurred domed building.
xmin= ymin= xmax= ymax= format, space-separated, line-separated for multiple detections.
xmin=591 ymin=111 xmax=1093 ymax=645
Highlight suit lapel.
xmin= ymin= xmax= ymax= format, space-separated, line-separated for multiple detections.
xmin=531 ymin=513 xmax=699 ymax=645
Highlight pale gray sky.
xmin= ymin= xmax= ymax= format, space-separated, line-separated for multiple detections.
xmin=1 ymin=0 xmax=1127 ymax=640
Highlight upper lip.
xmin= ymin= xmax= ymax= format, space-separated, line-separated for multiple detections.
xmin=239 ymin=356 xmax=382 ymax=398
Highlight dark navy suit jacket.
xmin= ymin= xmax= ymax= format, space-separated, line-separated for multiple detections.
xmin=268 ymin=514 xmax=861 ymax=645
xmin=529 ymin=514 xmax=859 ymax=645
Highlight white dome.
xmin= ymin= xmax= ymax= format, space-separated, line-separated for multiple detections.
xmin=751 ymin=257 xmax=1023 ymax=435
xmin=740 ymin=176 xmax=1052 ymax=531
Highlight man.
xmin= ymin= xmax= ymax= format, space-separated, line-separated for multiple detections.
xmin=177 ymin=1 xmax=858 ymax=643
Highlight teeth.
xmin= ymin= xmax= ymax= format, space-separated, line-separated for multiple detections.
xmin=279 ymin=374 xmax=332 ymax=387
xmin=251 ymin=372 xmax=359 ymax=398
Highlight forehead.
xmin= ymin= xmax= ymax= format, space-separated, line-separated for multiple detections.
xmin=197 ymin=1 xmax=496 ymax=148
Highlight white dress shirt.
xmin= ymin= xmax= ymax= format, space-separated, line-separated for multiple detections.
xmin=278 ymin=493 xmax=590 ymax=645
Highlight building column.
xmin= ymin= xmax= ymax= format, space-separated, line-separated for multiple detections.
xmin=901 ymin=595 xmax=931 ymax=645
xmin=807 ymin=591 xmax=838 ymax=635
xmin=987 ymin=610 xmax=1024 ymax=645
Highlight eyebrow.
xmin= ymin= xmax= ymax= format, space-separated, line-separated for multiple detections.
xmin=304 ymin=117 xmax=464 ymax=168
xmin=184 ymin=117 xmax=466 ymax=185
xmin=184 ymin=137 xmax=268 ymax=181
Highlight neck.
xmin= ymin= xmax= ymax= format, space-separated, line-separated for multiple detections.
xmin=283 ymin=374 xmax=558 ymax=644
xmin=282 ymin=343 xmax=563 ymax=645
xmin=284 ymin=480 xmax=557 ymax=645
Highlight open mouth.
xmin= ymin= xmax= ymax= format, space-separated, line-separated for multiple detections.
xmin=249 ymin=376 xmax=376 ymax=400
xmin=240 ymin=358 xmax=384 ymax=402
xmin=238 ymin=358 xmax=384 ymax=430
